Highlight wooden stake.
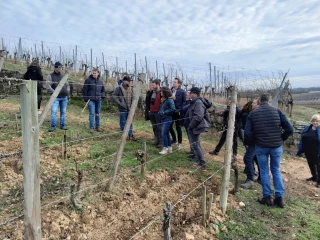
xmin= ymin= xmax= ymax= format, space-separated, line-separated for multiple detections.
xmin=202 ymin=185 xmax=207 ymax=227
xmin=63 ymin=130 xmax=67 ymax=160
xmin=207 ymin=193 xmax=214 ymax=221
xmin=163 ymin=201 xmax=172 ymax=240
xmin=20 ymin=80 xmax=41 ymax=239
xmin=106 ymin=74 xmax=144 ymax=191
xmin=220 ymin=88 xmax=237 ymax=215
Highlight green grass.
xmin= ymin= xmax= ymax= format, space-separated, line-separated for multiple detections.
xmin=217 ymin=173 xmax=320 ymax=240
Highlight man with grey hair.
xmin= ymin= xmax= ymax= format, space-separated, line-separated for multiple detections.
xmin=244 ymin=93 xmax=293 ymax=208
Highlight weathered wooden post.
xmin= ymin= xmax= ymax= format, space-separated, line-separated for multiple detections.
xmin=220 ymin=88 xmax=237 ymax=215
xmin=0 ymin=50 xmax=7 ymax=71
xmin=106 ymin=74 xmax=145 ymax=191
xmin=207 ymin=193 xmax=214 ymax=221
xmin=20 ymin=80 xmax=42 ymax=239
xmin=201 ymin=184 xmax=207 ymax=227
xmin=63 ymin=130 xmax=67 ymax=160
xmin=163 ymin=202 xmax=172 ymax=240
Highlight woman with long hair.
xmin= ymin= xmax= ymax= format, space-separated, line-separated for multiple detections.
xmin=159 ymin=87 xmax=175 ymax=154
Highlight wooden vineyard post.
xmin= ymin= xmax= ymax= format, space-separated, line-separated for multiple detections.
xmin=0 ymin=50 xmax=6 ymax=72
xmin=20 ymin=80 xmax=42 ymax=239
xmin=207 ymin=193 xmax=214 ymax=221
xmin=63 ymin=130 xmax=67 ymax=160
xmin=106 ymin=74 xmax=145 ymax=191
xmin=220 ymin=88 xmax=237 ymax=215
xmin=163 ymin=202 xmax=172 ymax=240
xmin=201 ymin=185 xmax=207 ymax=227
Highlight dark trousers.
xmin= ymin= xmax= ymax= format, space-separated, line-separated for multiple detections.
xmin=243 ymin=145 xmax=256 ymax=181
xmin=149 ymin=112 xmax=162 ymax=144
xmin=169 ymin=112 xmax=182 ymax=144
xmin=305 ymin=151 xmax=320 ymax=181
xmin=188 ymin=129 xmax=206 ymax=167
xmin=214 ymin=129 xmax=238 ymax=156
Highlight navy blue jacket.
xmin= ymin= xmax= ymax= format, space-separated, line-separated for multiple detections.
xmin=82 ymin=75 xmax=106 ymax=102
xmin=244 ymin=102 xmax=293 ymax=148
xmin=297 ymin=125 xmax=320 ymax=156
xmin=172 ymin=87 xmax=186 ymax=112
xmin=159 ymin=98 xmax=175 ymax=118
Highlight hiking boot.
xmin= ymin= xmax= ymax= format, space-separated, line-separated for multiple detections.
xmin=89 ymin=128 xmax=94 ymax=134
xmin=274 ymin=197 xmax=285 ymax=208
xmin=129 ymin=136 xmax=137 ymax=141
xmin=152 ymin=141 xmax=159 ymax=146
xmin=168 ymin=147 xmax=172 ymax=153
xmin=240 ymin=180 xmax=254 ymax=189
xmin=306 ymin=177 xmax=317 ymax=182
xmin=178 ymin=144 xmax=182 ymax=150
xmin=258 ymin=196 xmax=273 ymax=206
xmin=60 ymin=126 xmax=68 ymax=130
xmin=171 ymin=140 xmax=177 ymax=144
xmin=208 ymin=150 xmax=219 ymax=155
xmin=316 ymin=182 xmax=320 ymax=188
xmin=200 ymin=166 xmax=207 ymax=172
xmin=192 ymin=163 xmax=201 ymax=168
xmin=49 ymin=127 xmax=56 ymax=132
xmin=159 ymin=148 xmax=168 ymax=155
xmin=95 ymin=128 xmax=103 ymax=132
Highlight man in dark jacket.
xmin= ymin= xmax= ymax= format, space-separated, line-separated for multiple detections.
xmin=186 ymin=87 xmax=211 ymax=171
xmin=46 ymin=62 xmax=70 ymax=132
xmin=244 ymin=93 xmax=293 ymax=207
xmin=209 ymin=98 xmax=242 ymax=156
xmin=82 ymin=68 xmax=106 ymax=133
xmin=147 ymin=79 xmax=162 ymax=147
xmin=169 ymin=78 xmax=186 ymax=149
xmin=112 ymin=76 xmax=136 ymax=141
xmin=24 ymin=60 xmax=43 ymax=113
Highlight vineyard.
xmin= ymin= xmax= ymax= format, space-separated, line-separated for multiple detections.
xmin=1 ymin=48 xmax=320 ymax=239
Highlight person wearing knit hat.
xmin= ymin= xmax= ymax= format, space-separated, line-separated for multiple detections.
xmin=23 ymin=59 xmax=44 ymax=114
xmin=46 ymin=61 xmax=70 ymax=132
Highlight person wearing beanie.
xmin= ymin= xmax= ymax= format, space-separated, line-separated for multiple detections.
xmin=112 ymin=76 xmax=137 ymax=141
xmin=23 ymin=60 xmax=44 ymax=114
xmin=46 ymin=61 xmax=70 ymax=132
xmin=185 ymin=87 xmax=211 ymax=171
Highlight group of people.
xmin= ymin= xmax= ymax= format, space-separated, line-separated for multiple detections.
xmin=23 ymin=61 xmax=320 ymax=208
xmin=144 ymin=78 xmax=211 ymax=171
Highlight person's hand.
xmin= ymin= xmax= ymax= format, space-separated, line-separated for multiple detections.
xmin=68 ymin=96 xmax=71 ymax=100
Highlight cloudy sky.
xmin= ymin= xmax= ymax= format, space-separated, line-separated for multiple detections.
xmin=0 ymin=0 xmax=319 ymax=88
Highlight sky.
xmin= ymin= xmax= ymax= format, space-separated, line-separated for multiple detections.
xmin=0 ymin=0 xmax=319 ymax=88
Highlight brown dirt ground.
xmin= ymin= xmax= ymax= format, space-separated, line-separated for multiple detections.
xmin=1 ymin=102 xmax=320 ymax=239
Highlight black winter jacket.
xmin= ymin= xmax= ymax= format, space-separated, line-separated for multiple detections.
xmin=82 ymin=75 xmax=106 ymax=102
xmin=244 ymin=102 xmax=293 ymax=147
xmin=23 ymin=66 xmax=43 ymax=89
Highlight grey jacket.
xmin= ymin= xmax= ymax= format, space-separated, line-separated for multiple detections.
xmin=112 ymin=83 xmax=133 ymax=111
xmin=187 ymin=97 xmax=211 ymax=135
xmin=46 ymin=72 xmax=70 ymax=98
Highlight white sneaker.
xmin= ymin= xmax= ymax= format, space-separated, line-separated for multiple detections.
xmin=38 ymin=110 xmax=42 ymax=115
xmin=159 ymin=148 xmax=168 ymax=155
xmin=178 ymin=144 xmax=182 ymax=150
xmin=168 ymin=147 xmax=172 ymax=153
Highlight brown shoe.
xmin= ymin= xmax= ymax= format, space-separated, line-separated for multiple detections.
xmin=129 ymin=136 xmax=137 ymax=141
xmin=95 ymin=128 xmax=103 ymax=132
xmin=200 ymin=166 xmax=207 ymax=172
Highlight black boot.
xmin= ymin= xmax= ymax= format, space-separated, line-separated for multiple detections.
xmin=258 ymin=196 xmax=273 ymax=206
xmin=274 ymin=197 xmax=285 ymax=208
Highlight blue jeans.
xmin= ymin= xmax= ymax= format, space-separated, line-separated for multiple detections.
xmin=51 ymin=97 xmax=68 ymax=128
xmin=88 ymin=99 xmax=101 ymax=129
xmin=188 ymin=129 xmax=206 ymax=167
xmin=120 ymin=111 xmax=133 ymax=136
xmin=161 ymin=117 xmax=172 ymax=148
xmin=243 ymin=145 xmax=256 ymax=181
xmin=255 ymin=146 xmax=284 ymax=198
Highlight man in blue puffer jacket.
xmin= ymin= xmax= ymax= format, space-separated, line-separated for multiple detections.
xmin=82 ymin=68 xmax=106 ymax=133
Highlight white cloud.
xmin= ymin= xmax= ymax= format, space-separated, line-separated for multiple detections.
xmin=0 ymin=0 xmax=319 ymax=88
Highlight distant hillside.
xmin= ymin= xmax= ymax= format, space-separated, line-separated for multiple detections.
xmin=292 ymin=87 xmax=320 ymax=93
